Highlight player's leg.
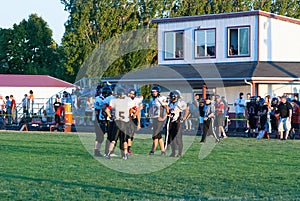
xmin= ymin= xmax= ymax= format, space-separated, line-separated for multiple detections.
xmin=94 ymin=120 xmax=105 ymax=157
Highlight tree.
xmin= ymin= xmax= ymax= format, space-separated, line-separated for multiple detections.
xmin=0 ymin=14 xmax=64 ymax=78
xmin=60 ymin=0 xmax=300 ymax=83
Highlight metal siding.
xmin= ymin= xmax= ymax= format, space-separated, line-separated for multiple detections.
xmin=259 ymin=15 xmax=300 ymax=61
xmin=258 ymin=84 xmax=300 ymax=97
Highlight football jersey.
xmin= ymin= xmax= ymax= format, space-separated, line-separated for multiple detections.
xmin=100 ymin=95 xmax=115 ymax=121
xmin=94 ymin=95 xmax=104 ymax=110
xmin=169 ymin=100 xmax=187 ymax=122
xmin=109 ymin=97 xmax=133 ymax=122
xmin=247 ymin=102 xmax=259 ymax=117
xmin=131 ymin=96 xmax=143 ymax=108
xmin=149 ymin=96 xmax=168 ymax=118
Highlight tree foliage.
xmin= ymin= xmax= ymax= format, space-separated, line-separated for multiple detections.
xmin=60 ymin=0 xmax=300 ymax=82
xmin=0 ymin=14 xmax=65 ymax=79
xmin=1 ymin=0 xmax=300 ymax=83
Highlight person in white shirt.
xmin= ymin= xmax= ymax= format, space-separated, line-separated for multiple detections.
xmin=234 ymin=92 xmax=246 ymax=131
xmin=149 ymin=86 xmax=168 ymax=156
xmin=105 ymin=88 xmax=134 ymax=160
xmin=167 ymin=90 xmax=189 ymax=158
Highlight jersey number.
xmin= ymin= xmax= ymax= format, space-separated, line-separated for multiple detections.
xmin=151 ymin=105 xmax=159 ymax=116
xmin=119 ymin=111 xmax=125 ymax=120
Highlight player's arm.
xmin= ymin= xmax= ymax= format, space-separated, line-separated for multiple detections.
xmin=136 ymin=107 xmax=141 ymax=129
xmin=104 ymin=103 xmax=113 ymax=119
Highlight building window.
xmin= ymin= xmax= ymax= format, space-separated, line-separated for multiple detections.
xmin=228 ymin=26 xmax=250 ymax=56
xmin=164 ymin=31 xmax=184 ymax=59
xmin=195 ymin=29 xmax=216 ymax=58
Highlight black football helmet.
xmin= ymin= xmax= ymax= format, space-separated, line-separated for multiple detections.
xmin=169 ymin=90 xmax=181 ymax=102
xmin=101 ymin=86 xmax=112 ymax=98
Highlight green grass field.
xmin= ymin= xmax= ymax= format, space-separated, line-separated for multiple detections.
xmin=0 ymin=131 xmax=299 ymax=201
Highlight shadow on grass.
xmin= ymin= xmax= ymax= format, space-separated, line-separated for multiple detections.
xmin=0 ymin=173 xmax=189 ymax=199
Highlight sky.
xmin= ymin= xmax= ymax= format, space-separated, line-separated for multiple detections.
xmin=0 ymin=0 xmax=69 ymax=44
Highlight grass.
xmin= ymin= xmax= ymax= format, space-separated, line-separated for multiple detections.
xmin=0 ymin=131 xmax=299 ymax=200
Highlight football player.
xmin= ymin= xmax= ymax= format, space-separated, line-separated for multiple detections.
xmin=101 ymin=86 xmax=116 ymax=156
xmin=149 ymin=86 xmax=168 ymax=155
xmin=93 ymin=88 xmax=105 ymax=157
xmin=105 ymin=88 xmax=134 ymax=160
xmin=167 ymin=90 xmax=189 ymax=158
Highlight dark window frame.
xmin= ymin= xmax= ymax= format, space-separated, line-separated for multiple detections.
xmin=194 ymin=28 xmax=216 ymax=59
xmin=227 ymin=25 xmax=251 ymax=58
xmin=164 ymin=30 xmax=185 ymax=60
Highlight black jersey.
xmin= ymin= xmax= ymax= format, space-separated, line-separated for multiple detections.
xmin=247 ymin=102 xmax=259 ymax=117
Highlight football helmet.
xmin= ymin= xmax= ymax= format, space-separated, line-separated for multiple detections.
xmin=116 ymin=88 xmax=126 ymax=98
xmin=151 ymin=86 xmax=161 ymax=97
xmin=169 ymin=90 xmax=181 ymax=102
xmin=101 ymin=86 xmax=112 ymax=98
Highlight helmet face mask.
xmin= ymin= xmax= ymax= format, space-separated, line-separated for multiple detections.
xmin=101 ymin=87 xmax=112 ymax=98
xmin=116 ymin=88 xmax=126 ymax=98
xmin=169 ymin=90 xmax=180 ymax=102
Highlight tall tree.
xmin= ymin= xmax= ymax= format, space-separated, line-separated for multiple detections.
xmin=0 ymin=14 xmax=63 ymax=77
xmin=61 ymin=0 xmax=300 ymax=82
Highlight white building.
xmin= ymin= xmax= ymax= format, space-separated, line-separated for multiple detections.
xmin=105 ymin=10 xmax=300 ymax=104
xmin=0 ymin=74 xmax=75 ymax=114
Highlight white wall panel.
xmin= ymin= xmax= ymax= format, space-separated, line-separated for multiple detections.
xmin=157 ymin=16 xmax=258 ymax=65
xmin=259 ymin=15 xmax=300 ymax=61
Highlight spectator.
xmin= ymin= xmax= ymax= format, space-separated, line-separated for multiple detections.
xmin=10 ymin=95 xmax=16 ymax=124
xmin=184 ymin=103 xmax=192 ymax=131
xmin=234 ymin=92 xmax=246 ymax=131
xmin=215 ymin=95 xmax=227 ymax=138
xmin=29 ymin=90 xmax=34 ymax=114
xmin=71 ymin=90 xmax=78 ymax=110
xmin=22 ymin=94 xmax=29 ymax=115
xmin=198 ymin=98 xmax=205 ymax=135
xmin=276 ymin=96 xmax=293 ymax=140
xmin=5 ymin=96 xmax=12 ymax=125
xmin=221 ymin=96 xmax=230 ymax=132
xmin=245 ymin=93 xmax=251 ymax=132
xmin=190 ymin=94 xmax=200 ymax=131
xmin=265 ymin=95 xmax=272 ymax=134
xmin=0 ymin=95 xmax=4 ymax=126
xmin=290 ymin=101 xmax=300 ymax=139
xmin=53 ymin=100 xmax=64 ymax=126
xmin=229 ymin=45 xmax=237 ymax=55
xmin=84 ymin=97 xmax=94 ymax=126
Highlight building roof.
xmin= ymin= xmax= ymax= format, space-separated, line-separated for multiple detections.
xmin=103 ymin=62 xmax=300 ymax=88
xmin=152 ymin=10 xmax=300 ymax=26
xmin=0 ymin=74 xmax=74 ymax=87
